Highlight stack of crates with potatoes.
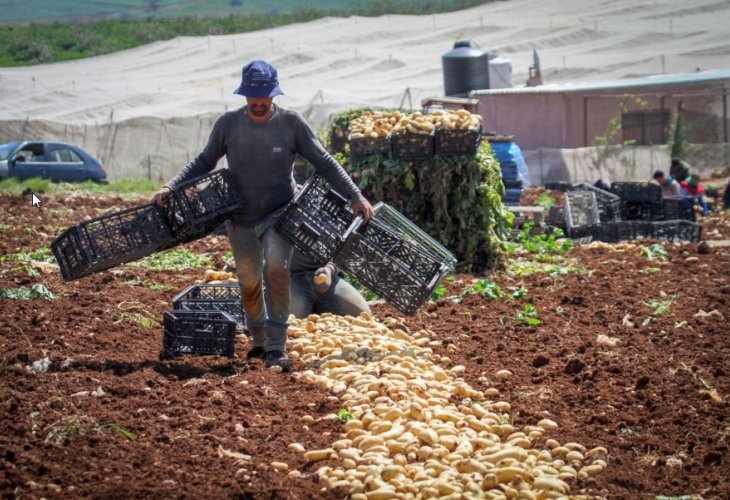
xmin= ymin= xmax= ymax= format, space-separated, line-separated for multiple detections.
xmin=347 ymin=109 xmax=482 ymax=164
xmin=275 ymin=175 xmax=456 ymax=315
xmin=51 ymin=169 xmax=245 ymax=358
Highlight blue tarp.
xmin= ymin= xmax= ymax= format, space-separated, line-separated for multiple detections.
xmin=491 ymin=140 xmax=532 ymax=187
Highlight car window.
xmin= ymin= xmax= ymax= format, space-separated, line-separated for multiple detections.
xmin=0 ymin=143 xmax=18 ymax=161
xmin=15 ymin=143 xmax=45 ymax=161
xmin=47 ymin=145 xmax=83 ymax=163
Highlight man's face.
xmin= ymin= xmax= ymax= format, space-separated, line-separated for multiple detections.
xmin=656 ymin=175 xmax=666 ymax=186
xmin=246 ymin=97 xmax=273 ymax=119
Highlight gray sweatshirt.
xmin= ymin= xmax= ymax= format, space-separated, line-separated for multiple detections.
xmin=166 ymin=105 xmax=364 ymax=224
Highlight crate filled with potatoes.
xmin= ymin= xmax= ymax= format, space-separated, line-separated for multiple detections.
xmin=346 ymin=109 xmax=483 ymax=163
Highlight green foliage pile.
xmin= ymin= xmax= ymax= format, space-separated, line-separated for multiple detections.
xmin=339 ymin=137 xmax=512 ymax=272
xmin=0 ymin=0 xmax=494 ymax=66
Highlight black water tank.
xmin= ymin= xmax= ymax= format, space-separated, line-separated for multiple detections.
xmin=442 ymin=40 xmax=489 ymax=96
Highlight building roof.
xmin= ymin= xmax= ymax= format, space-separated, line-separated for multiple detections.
xmin=471 ymin=68 xmax=730 ymax=95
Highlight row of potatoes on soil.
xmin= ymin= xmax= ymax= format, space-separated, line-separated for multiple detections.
xmin=278 ymin=312 xmax=608 ymax=500
xmin=349 ymin=110 xmax=482 ymax=139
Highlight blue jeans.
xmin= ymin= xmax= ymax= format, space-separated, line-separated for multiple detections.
xmin=226 ymin=212 xmax=293 ymax=352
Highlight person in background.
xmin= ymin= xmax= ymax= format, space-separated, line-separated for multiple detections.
xmin=152 ymin=60 xmax=373 ymax=372
xmin=669 ymin=157 xmax=691 ymax=183
xmin=724 ymin=179 xmax=730 ymax=210
xmin=289 ymin=252 xmax=370 ymax=319
xmin=653 ymin=170 xmax=679 ymax=197
xmin=225 ymin=253 xmax=370 ymax=319
xmin=679 ymin=173 xmax=708 ymax=216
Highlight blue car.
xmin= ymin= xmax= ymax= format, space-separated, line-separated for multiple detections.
xmin=0 ymin=141 xmax=108 ymax=183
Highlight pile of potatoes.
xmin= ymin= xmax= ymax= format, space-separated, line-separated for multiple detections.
xmin=195 ymin=268 xmax=237 ymax=285
xmin=349 ymin=110 xmax=482 ymax=140
xmin=278 ymin=312 xmax=608 ymax=499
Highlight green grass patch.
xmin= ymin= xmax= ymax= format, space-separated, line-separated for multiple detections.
xmin=515 ymin=303 xmax=541 ymax=326
xmin=122 ymin=278 xmax=175 ymax=291
xmin=0 ymin=177 xmax=157 ymax=197
xmin=0 ymin=1 xmax=493 ymax=66
xmin=129 ymin=248 xmax=211 ymax=272
xmin=506 ymin=257 xmax=588 ymax=278
xmin=0 ymin=284 xmax=57 ymax=300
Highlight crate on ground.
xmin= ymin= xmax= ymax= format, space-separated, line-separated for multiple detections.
xmin=274 ymin=175 xmax=357 ymax=265
xmin=564 ymin=191 xmax=599 ymax=230
xmin=162 ymin=310 xmax=236 ymax=358
xmin=434 ymin=125 xmax=482 ymax=156
xmin=349 ymin=134 xmax=389 ymax=163
xmin=611 ymin=181 xmax=662 ymax=203
xmin=596 ymin=221 xmax=654 ymax=243
xmin=621 ymin=201 xmax=664 ymax=220
xmin=173 ymin=283 xmax=245 ymax=328
xmin=372 ymin=203 xmax=457 ymax=270
xmin=566 ymin=224 xmax=597 ymax=245
xmin=390 ymin=131 xmax=434 ymax=161
xmin=546 ymin=205 xmax=565 ymax=228
xmin=663 ymin=196 xmax=696 ymax=221
xmin=161 ymin=169 xmax=243 ymax=248
xmin=52 ymin=203 xmax=171 ymax=281
xmin=650 ymin=220 xmax=702 ymax=243
xmin=500 ymin=161 xmax=519 ymax=180
xmin=334 ymin=218 xmax=451 ymax=315
xmin=570 ymin=183 xmax=621 ymax=222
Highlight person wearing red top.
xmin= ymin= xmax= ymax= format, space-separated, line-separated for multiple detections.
xmin=679 ymin=174 xmax=708 ymax=215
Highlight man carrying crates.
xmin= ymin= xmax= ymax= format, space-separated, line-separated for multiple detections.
xmin=153 ymin=60 xmax=373 ymax=371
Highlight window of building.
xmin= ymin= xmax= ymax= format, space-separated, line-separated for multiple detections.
xmin=621 ymin=109 xmax=670 ymax=145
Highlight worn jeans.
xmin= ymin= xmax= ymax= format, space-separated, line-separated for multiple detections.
xmin=226 ymin=212 xmax=293 ymax=352
xmin=289 ymin=271 xmax=371 ymax=319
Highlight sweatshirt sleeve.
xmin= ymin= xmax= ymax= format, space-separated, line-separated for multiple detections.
xmin=166 ymin=113 xmax=227 ymax=189
xmin=292 ymin=113 xmax=366 ymax=204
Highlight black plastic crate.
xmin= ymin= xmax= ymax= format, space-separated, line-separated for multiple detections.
xmin=650 ymin=220 xmax=702 ymax=243
xmin=546 ymin=205 xmax=565 ymax=228
xmin=329 ymin=125 xmax=348 ymax=154
xmin=173 ymin=284 xmax=245 ymax=328
xmin=434 ymin=126 xmax=482 ymax=156
xmin=567 ymin=224 xmax=597 ymax=245
xmin=570 ymin=183 xmax=621 ymax=222
xmin=621 ymin=201 xmax=664 ymax=220
xmin=611 ymin=182 xmax=662 ymax=203
xmin=160 ymin=169 xmax=243 ymax=248
xmin=596 ymin=221 xmax=654 ymax=243
xmin=500 ymin=162 xmax=519 ymax=181
xmin=334 ymin=218 xmax=449 ymax=315
xmin=274 ymin=175 xmax=357 ymax=265
xmin=349 ymin=134 xmax=389 ymax=163
xmin=663 ymin=196 xmax=695 ymax=221
xmin=390 ymin=131 xmax=434 ymax=161
xmin=52 ymin=203 xmax=172 ymax=281
xmin=564 ymin=191 xmax=599 ymax=230
xmin=503 ymin=179 xmax=524 ymax=189
xmin=162 ymin=310 xmax=236 ymax=358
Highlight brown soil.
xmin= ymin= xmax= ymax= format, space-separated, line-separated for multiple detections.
xmin=1 ymin=192 xmax=729 ymax=499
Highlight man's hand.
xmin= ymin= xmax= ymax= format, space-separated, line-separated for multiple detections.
xmin=352 ymin=199 xmax=374 ymax=222
xmin=313 ymin=263 xmax=337 ymax=294
xmin=151 ymin=186 xmax=172 ymax=207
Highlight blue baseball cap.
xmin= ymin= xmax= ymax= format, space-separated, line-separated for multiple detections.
xmin=233 ymin=60 xmax=284 ymax=98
